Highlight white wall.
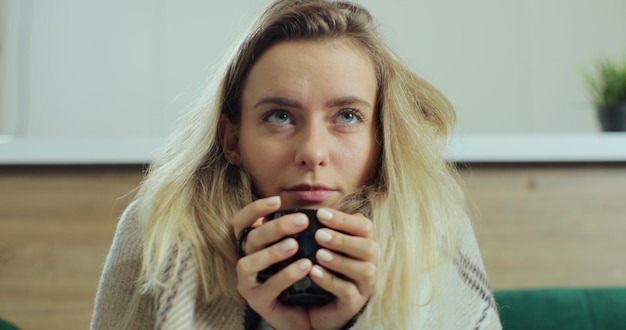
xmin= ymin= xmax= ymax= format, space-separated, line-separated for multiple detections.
xmin=1 ymin=0 xmax=265 ymax=139
xmin=362 ymin=0 xmax=626 ymax=133
xmin=1 ymin=0 xmax=626 ymax=163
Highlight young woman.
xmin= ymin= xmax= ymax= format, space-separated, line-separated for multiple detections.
xmin=91 ymin=1 xmax=501 ymax=329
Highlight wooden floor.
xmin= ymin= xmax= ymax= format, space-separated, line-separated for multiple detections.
xmin=1 ymin=163 xmax=625 ymax=329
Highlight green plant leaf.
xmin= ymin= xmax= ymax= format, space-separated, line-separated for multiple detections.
xmin=582 ymin=56 xmax=626 ymax=108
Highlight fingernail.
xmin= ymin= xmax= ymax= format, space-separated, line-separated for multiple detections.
xmin=298 ymin=259 xmax=312 ymax=270
xmin=315 ymin=230 xmax=332 ymax=243
xmin=292 ymin=214 xmax=308 ymax=226
xmin=316 ymin=249 xmax=333 ymax=262
xmin=266 ymin=196 xmax=280 ymax=206
xmin=317 ymin=208 xmax=333 ymax=221
xmin=311 ymin=265 xmax=324 ymax=278
xmin=280 ymin=239 xmax=296 ymax=251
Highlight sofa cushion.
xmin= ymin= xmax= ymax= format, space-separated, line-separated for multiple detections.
xmin=494 ymin=287 xmax=626 ymax=330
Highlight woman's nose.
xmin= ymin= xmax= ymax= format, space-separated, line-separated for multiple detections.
xmin=294 ymin=124 xmax=329 ymax=168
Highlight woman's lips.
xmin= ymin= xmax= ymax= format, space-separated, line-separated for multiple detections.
xmin=285 ymin=187 xmax=334 ymax=202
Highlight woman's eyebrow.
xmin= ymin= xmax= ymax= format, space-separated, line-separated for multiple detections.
xmin=253 ymin=96 xmax=372 ymax=109
xmin=326 ymin=96 xmax=371 ymax=108
xmin=253 ymin=96 xmax=301 ymax=108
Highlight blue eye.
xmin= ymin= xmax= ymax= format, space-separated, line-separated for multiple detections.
xmin=265 ymin=110 xmax=292 ymax=124
xmin=336 ymin=109 xmax=362 ymax=124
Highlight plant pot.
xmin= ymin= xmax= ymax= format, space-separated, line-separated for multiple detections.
xmin=598 ymin=102 xmax=626 ymax=132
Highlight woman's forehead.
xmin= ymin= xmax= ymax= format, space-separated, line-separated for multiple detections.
xmin=243 ymin=39 xmax=376 ymax=97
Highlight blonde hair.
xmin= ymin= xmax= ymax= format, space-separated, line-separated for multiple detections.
xmin=133 ymin=0 xmax=466 ymax=328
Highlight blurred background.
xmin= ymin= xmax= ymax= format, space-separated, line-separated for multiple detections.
xmin=1 ymin=0 xmax=625 ymax=329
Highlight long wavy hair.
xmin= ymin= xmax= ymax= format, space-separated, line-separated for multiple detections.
xmin=133 ymin=0 xmax=466 ymax=328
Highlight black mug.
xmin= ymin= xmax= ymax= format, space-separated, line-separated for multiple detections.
xmin=256 ymin=208 xmax=336 ymax=306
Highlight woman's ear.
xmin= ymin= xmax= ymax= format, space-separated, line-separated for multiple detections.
xmin=218 ymin=114 xmax=241 ymax=165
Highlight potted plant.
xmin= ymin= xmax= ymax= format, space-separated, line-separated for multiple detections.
xmin=582 ymin=56 xmax=626 ymax=132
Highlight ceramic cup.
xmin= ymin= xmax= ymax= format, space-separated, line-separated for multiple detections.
xmin=256 ymin=208 xmax=335 ymax=306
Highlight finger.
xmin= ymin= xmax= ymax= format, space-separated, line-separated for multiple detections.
xmin=245 ymin=212 xmax=309 ymax=255
xmin=314 ymin=248 xmax=377 ymax=286
xmin=315 ymin=228 xmax=379 ymax=261
xmin=316 ymin=208 xmax=374 ymax=239
xmin=237 ymin=238 xmax=299 ymax=281
xmin=232 ymin=196 xmax=282 ymax=237
xmin=308 ymin=265 xmax=364 ymax=306
xmin=255 ymin=258 xmax=313 ymax=302
xmin=242 ymin=259 xmax=312 ymax=330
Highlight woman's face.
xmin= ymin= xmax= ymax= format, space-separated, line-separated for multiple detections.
xmin=222 ymin=39 xmax=380 ymax=209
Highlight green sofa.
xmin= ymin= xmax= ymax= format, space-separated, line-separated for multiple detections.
xmin=495 ymin=287 xmax=626 ymax=330
xmin=0 ymin=319 xmax=18 ymax=330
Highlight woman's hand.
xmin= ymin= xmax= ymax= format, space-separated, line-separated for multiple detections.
xmin=233 ymin=198 xmax=377 ymax=330
xmin=233 ymin=196 xmax=314 ymax=330
xmin=307 ymin=208 xmax=378 ymax=330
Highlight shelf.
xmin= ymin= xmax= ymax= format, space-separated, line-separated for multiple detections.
xmin=1 ymin=133 xmax=626 ymax=165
